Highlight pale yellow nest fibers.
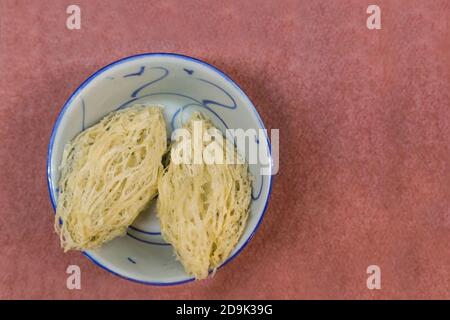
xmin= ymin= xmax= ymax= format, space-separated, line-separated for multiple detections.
xmin=55 ymin=105 xmax=167 ymax=251
xmin=157 ymin=113 xmax=252 ymax=279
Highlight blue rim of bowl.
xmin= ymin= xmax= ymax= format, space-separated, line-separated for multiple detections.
xmin=46 ymin=52 xmax=274 ymax=286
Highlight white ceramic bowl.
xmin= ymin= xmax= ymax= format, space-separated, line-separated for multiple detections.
xmin=47 ymin=53 xmax=273 ymax=285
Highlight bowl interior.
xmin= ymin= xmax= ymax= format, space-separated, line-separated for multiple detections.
xmin=48 ymin=54 xmax=272 ymax=285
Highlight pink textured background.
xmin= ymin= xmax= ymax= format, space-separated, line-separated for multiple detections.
xmin=0 ymin=0 xmax=449 ymax=299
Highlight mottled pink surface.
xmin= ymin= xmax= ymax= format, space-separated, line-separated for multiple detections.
xmin=0 ymin=0 xmax=449 ymax=299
